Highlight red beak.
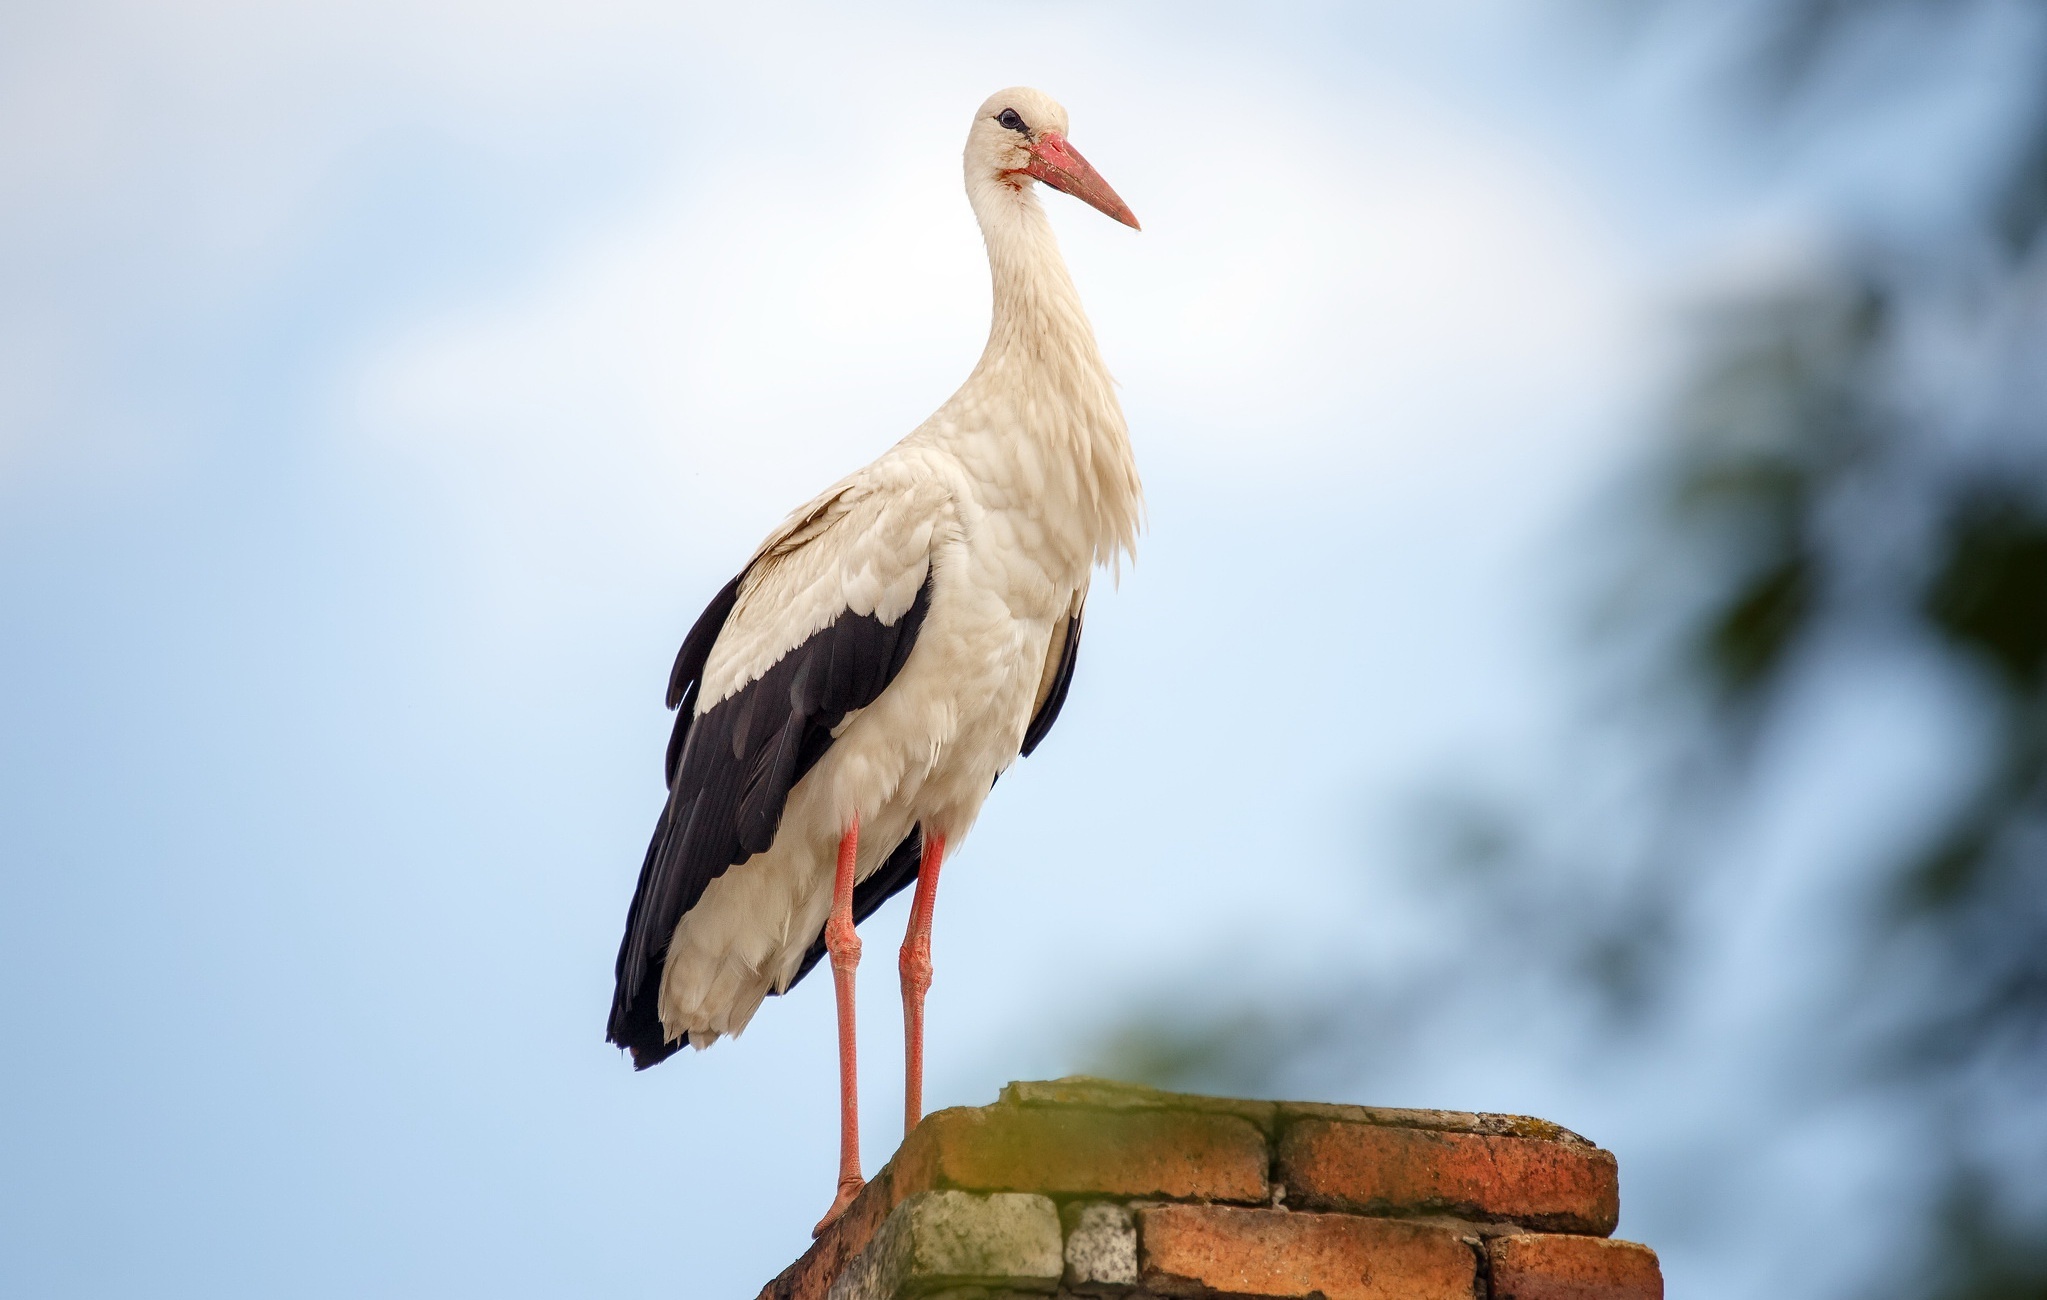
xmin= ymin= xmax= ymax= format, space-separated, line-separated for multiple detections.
xmin=1022 ymin=132 xmax=1140 ymax=230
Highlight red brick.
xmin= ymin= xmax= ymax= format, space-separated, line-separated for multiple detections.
xmin=1138 ymin=1204 xmax=1478 ymax=1300
xmin=1000 ymin=1076 xmax=1279 ymax=1129
xmin=1277 ymin=1119 xmax=1619 ymax=1235
xmin=755 ymin=1100 xmax=1269 ymax=1300
xmin=1278 ymin=1101 xmax=1591 ymax=1144
xmin=916 ymin=1103 xmax=1269 ymax=1202
xmin=1488 ymin=1234 xmax=1663 ymax=1300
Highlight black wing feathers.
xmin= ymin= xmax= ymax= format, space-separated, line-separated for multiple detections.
xmin=608 ymin=569 xmax=935 ymax=1068
xmin=1021 ymin=609 xmax=1083 ymax=757
xmin=664 ymin=574 xmax=742 ymax=784
xmin=737 ymin=708 xmax=806 ymax=855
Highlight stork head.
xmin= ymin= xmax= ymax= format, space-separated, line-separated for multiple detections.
xmin=967 ymin=87 xmax=1138 ymax=230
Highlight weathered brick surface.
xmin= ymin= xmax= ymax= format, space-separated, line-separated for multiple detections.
xmin=757 ymin=1158 xmax=914 ymax=1300
xmin=1277 ymin=1100 xmax=1592 ymax=1145
xmin=828 ymin=1191 xmax=1062 ymax=1300
xmin=918 ymin=1102 xmax=1270 ymax=1203
xmin=1004 ymin=1077 xmax=1586 ymax=1146
xmin=1002 ymin=1076 xmax=1279 ymax=1131
xmin=1278 ymin=1119 xmax=1620 ymax=1235
xmin=1488 ymin=1233 xmax=1663 ymax=1300
xmin=757 ymin=1097 xmax=1266 ymax=1299
xmin=1062 ymin=1201 xmax=1139 ymax=1288
xmin=761 ymin=1082 xmax=1649 ymax=1300
xmin=1138 ymin=1204 xmax=1479 ymax=1300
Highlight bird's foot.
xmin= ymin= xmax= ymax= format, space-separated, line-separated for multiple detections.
xmin=812 ymin=1174 xmax=866 ymax=1238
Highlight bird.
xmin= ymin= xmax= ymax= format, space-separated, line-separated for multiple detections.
xmin=606 ymin=87 xmax=1142 ymax=1235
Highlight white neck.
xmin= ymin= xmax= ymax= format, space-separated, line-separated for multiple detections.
xmin=935 ymin=172 xmax=1142 ymax=573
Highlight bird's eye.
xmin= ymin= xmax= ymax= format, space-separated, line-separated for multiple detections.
xmin=996 ymin=108 xmax=1029 ymax=134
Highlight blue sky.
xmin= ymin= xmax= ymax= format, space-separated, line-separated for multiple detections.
xmin=3 ymin=2 xmax=2009 ymax=1295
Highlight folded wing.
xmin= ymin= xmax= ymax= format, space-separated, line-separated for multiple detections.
xmin=608 ymin=476 xmax=952 ymax=1067
xmin=1022 ymin=590 xmax=1085 ymax=757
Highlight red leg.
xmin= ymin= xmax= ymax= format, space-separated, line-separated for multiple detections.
xmin=813 ymin=817 xmax=864 ymax=1237
xmin=899 ymin=829 xmax=946 ymax=1137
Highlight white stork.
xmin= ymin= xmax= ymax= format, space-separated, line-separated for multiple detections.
xmin=607 ymin=87 xmax=1141 ymax=1233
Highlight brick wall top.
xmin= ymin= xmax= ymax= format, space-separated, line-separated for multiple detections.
xmin=757 ymin=1077 xmax=1660 ymax=1300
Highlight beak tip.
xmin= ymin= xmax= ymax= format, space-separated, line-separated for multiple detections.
xmin=1026 ymin=135 xmax=1140 ymax=233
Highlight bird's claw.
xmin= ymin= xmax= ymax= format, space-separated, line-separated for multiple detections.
xmin=812 ymin=1174 xmax=866 ymax=1238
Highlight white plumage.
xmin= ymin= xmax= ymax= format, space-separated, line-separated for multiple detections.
xmin=607 ymin=85 xmax=1140 ymax=1228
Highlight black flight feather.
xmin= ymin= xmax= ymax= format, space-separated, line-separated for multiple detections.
xmin=664 ymin=574 xmax=742 ymax=784
xmin=1021 ymin=609 xmax=1083 ymax=757
xmin=608 ymin=568 xmax=935 ymax=1068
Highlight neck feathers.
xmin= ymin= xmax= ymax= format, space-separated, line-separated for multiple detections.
xmin=959 ymin=174 xmax=1144 ymax=573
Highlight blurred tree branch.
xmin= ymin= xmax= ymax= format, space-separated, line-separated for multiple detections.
xmin=1093 ymin=2 xmax=2047 ymax=1294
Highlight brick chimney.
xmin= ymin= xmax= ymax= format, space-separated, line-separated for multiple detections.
xmin=758 ymin=1078 xmax=1662 ymax=1300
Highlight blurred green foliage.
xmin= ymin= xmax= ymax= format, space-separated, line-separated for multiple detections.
xmin=1098 ymin=2 xmax=2047 ymax=1294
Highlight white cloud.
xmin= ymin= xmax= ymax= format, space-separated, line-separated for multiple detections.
xmin=0 ymin=0 xmax=1647 ymax=512
xmin=344 ymin=3 xmax=1650 ymax=592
